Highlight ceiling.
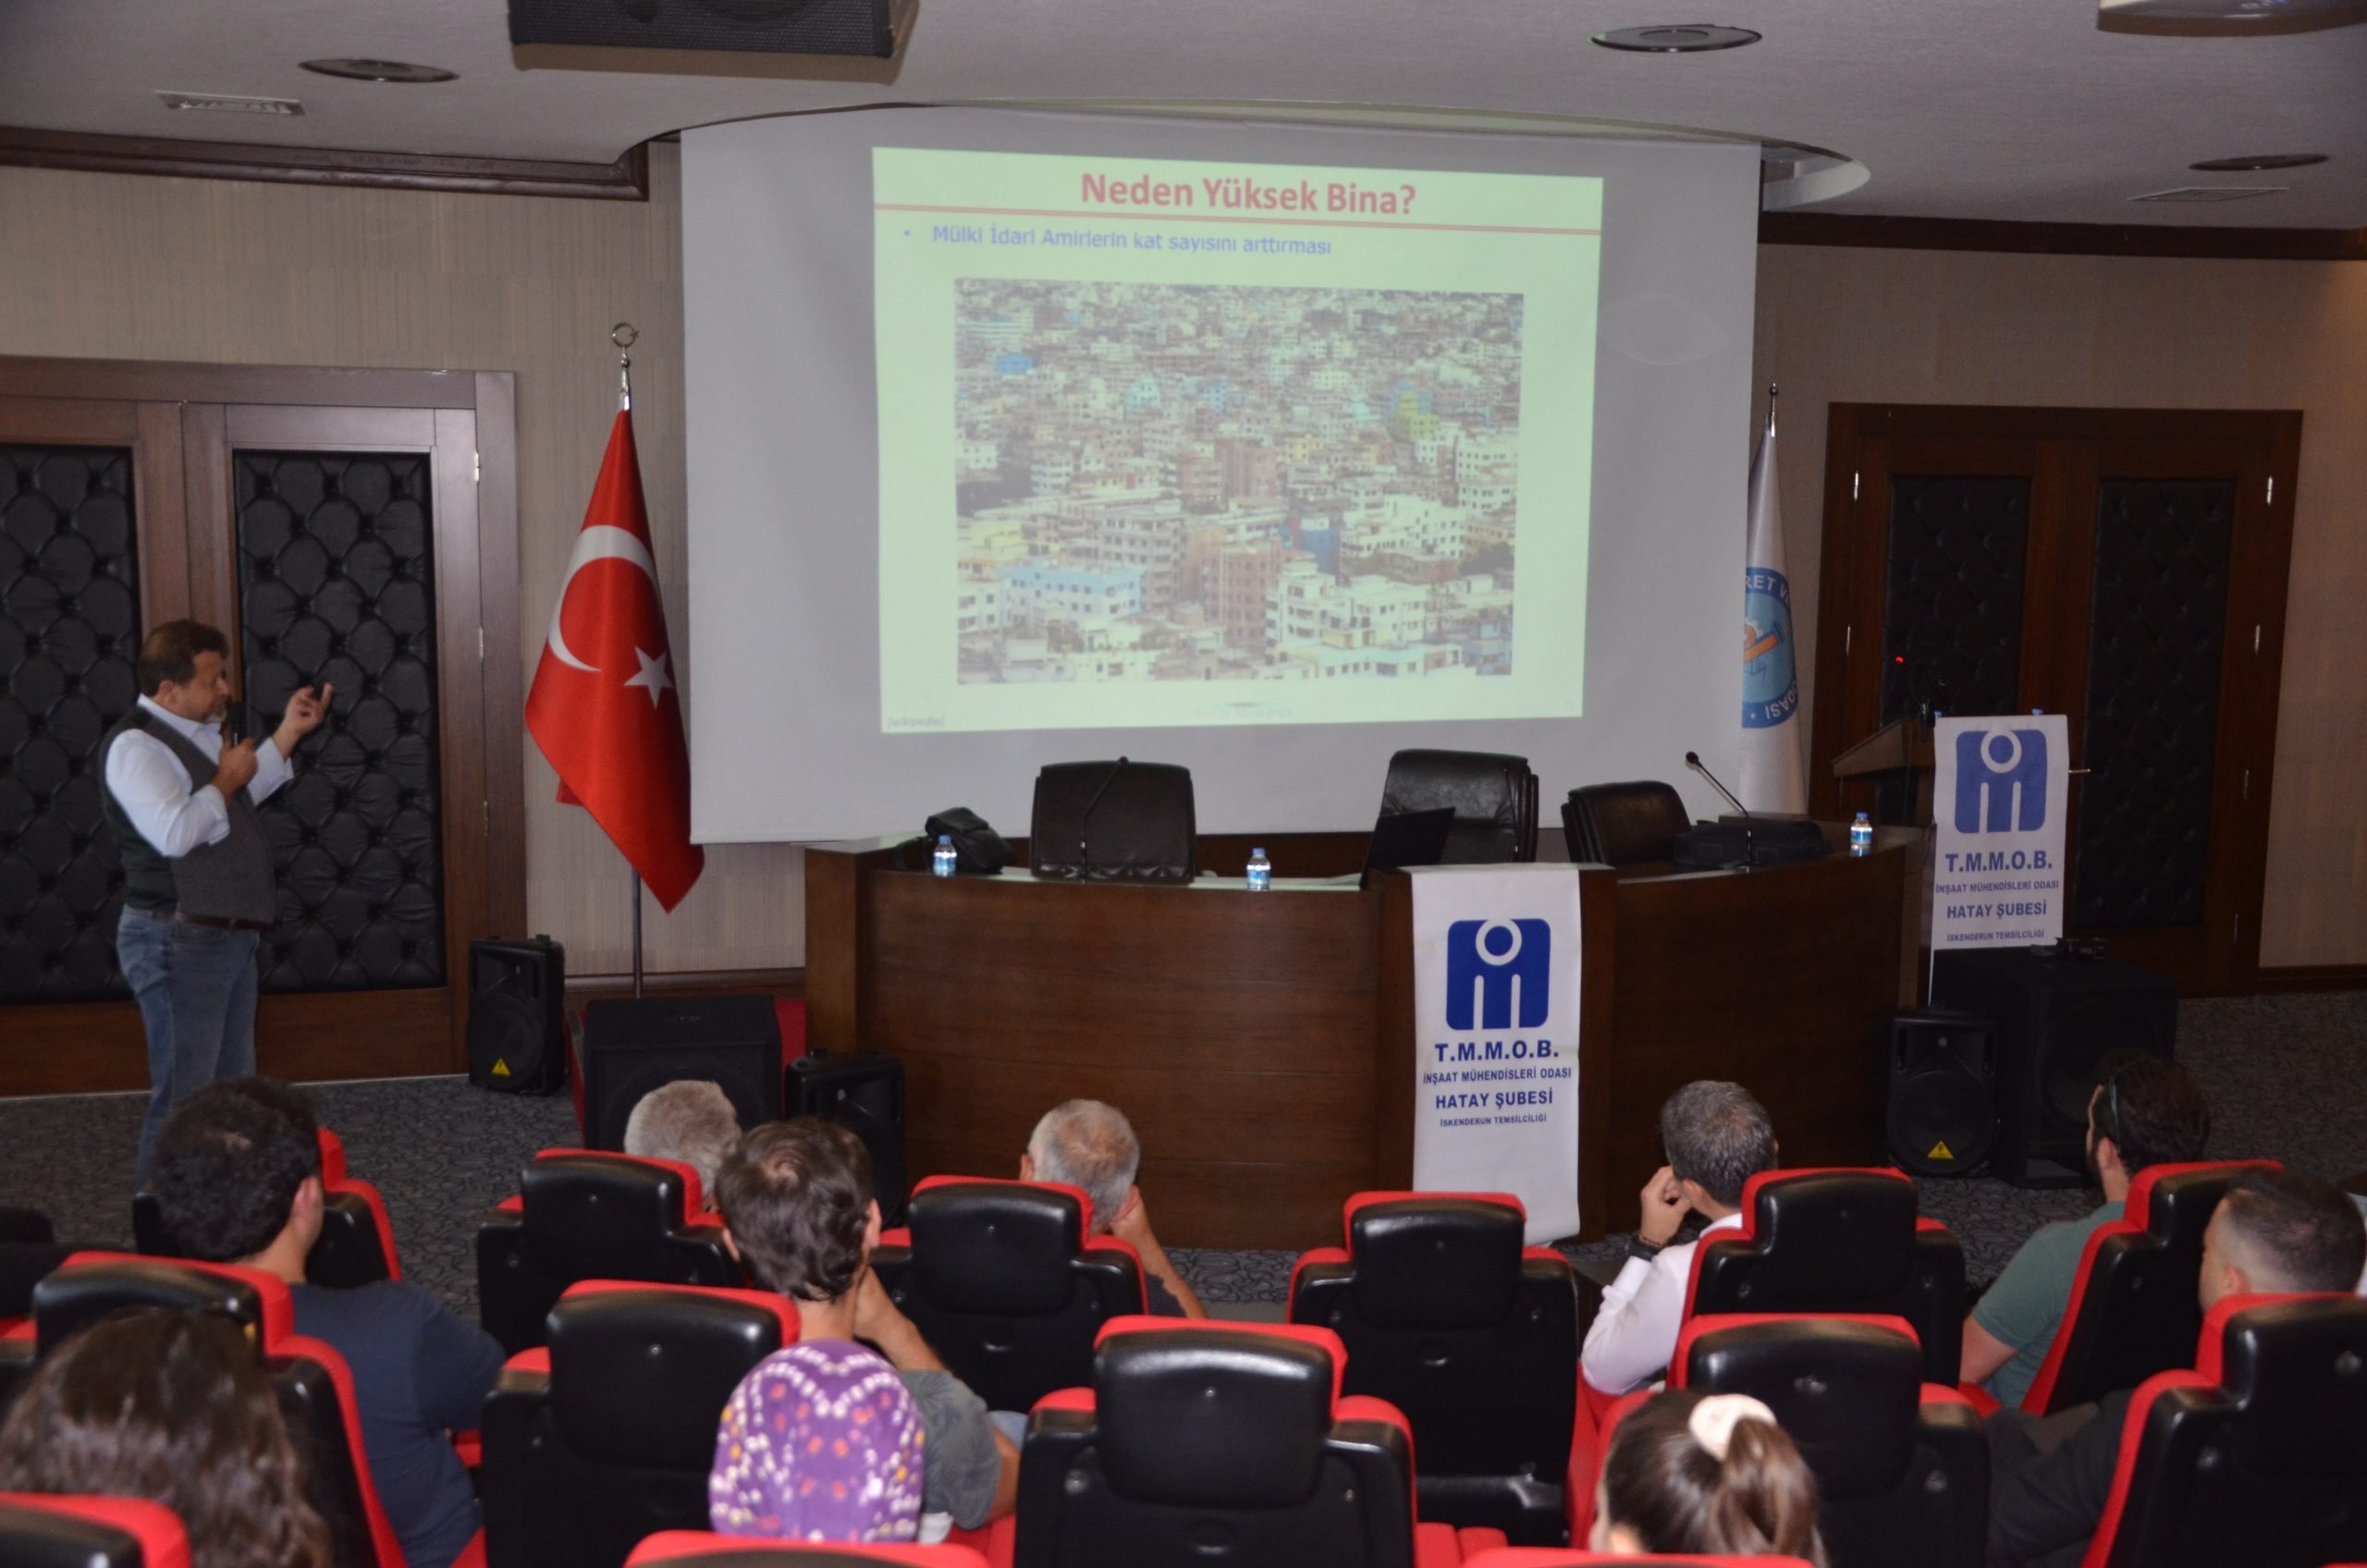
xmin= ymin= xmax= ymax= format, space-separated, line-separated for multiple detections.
xmin=4 ymin=0 xmax=2363 ymax=227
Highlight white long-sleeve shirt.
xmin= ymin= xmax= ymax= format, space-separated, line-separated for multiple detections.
xmin=104 ymin=695 xmax=294 ymax=858
xmin=1580 ymin=1209 xmax=1746 ymax=1397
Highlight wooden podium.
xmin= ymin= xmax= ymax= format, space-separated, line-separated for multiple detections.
xmin=1834 ymin=717 xmax=1938 ymax=826
xmin=803 ymin=830 xmax=1910 ymax=1250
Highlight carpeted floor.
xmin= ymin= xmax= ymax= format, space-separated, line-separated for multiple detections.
xmin=4 ymin=991 xmax=2360 ymax=1321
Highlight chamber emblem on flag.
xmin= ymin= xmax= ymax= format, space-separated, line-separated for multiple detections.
xmin=1742 ymin=566 xmax=1798 ymax=729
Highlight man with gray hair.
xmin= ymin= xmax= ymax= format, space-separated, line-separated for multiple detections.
xmin=624 ymin=1080 xmax=742 ymax=1203
xmin=1020 ymin=1099 xmax=1206 ymax=1318
xmin=1581 ymin=1079 xmax=1778 ymax=1397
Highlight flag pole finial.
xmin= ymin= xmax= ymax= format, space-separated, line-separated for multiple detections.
xmin=611 ymin=322 xmax=638 ymax=410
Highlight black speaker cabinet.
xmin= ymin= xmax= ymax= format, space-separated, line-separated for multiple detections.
xmin=467 ymin=937 xmax=569 ymax=1095
xmin=1932 ymin=949 xmax=2177 ymax=1188
xmin=789 ymin=1053 xmax=909 ymax=1223
xmin=508 ymin=0 xmax=907 ymax=59
xmin=1886 ymin=1011 xmax=1998 ymax=1177
xmin=580 ymin=995 xmax=783 ymax=1153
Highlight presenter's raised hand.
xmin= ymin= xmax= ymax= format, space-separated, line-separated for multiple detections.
xmin=272 ymin=682 xmax=335 ymax=756
xmin=1637 ymin=1163 xmax=1688 ymax=1247
xmin=212 ymin=738 xmax=261 ymax=799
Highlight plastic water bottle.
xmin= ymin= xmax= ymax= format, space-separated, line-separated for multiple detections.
xmin=932 ymin=833 xmax=957 ymax=878
xmin=1849 ymin=812 xmax=1874 ymax=857
xmin=1245 ymin=846 xmax=1272 ymax=892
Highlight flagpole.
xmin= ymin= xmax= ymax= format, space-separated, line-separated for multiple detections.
xmin=613 ymin=321 xmax=646 ymax=999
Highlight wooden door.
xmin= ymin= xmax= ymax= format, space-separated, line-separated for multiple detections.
xmin=1809 ymin=406 xmax=2299 ymax=995
xmin=0 ymin=360 xmax=522 ymax=1093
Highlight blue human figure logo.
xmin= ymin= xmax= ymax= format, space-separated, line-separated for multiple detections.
xmin=1445 ymin=918 xmax=1551 ymax=1030
xmin=1954 ymin=729 xmax=2048 ymax=833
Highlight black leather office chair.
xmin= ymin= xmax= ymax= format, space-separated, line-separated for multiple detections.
xmin=1380 ymin=750 xmax=1539 ymax=864
xmin=1562 ymin=782 xmax=1689 ymax=866
xmin=1029 ymin=760 xmax=1196 ymax=882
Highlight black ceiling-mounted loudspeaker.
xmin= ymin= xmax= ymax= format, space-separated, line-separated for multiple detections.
xmin=508 ymin=0 xmax=910 ymax=59
xmin=468 ymin=937 xmax=570 ymax=1096
xmin=1886 ymin=1011 xmax=1998 ymax=1177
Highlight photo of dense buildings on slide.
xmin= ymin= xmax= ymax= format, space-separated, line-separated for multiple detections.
xmin=953 ymin=280 xmax=1524 ymax=686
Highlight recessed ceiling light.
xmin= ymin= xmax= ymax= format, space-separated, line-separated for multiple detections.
xmin=2188 ymin=153 xmax=2328 ymax=172
xmin=2129 ymin=186 xmax=2286 ymax=202
xmin=1592 ymin=23 xmax=1762 ymax=51
xmin=157 ymin=91 xmax=304 ymax=116
xmin=299 ymin=58 xmax=459 ymax=83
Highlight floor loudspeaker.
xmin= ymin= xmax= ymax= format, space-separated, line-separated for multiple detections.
xmin=579 ymin=995 xmax=782 ymax=1154
xmin=1886 ymin=1011 xmax=1998 ymax=1177
xmin=789 ymin=1053 xmax=909 ymax=1224
xmin=467 ymin=937 xmax=568 ymax=1095
xmin=1932 ymin=949 xmax=2177 ymax=1188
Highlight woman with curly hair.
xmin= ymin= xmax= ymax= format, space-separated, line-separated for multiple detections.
xmin=0 ymin=1308 xmax=332 ymax=1568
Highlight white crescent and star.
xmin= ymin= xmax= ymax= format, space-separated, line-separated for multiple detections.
xmin=545 ymin=524 xmax=674 ymax=705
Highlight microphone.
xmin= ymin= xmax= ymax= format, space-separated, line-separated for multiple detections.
xmin=1684 ymin=751 xmax=1759 ymax=870
xmin=1075 ymin=756 xmax=1130 ymax=880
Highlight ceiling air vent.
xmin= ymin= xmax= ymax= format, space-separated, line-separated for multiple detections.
xmin=2128 ymin=185 xmax=2285 ymax=202
xmin=156 ymin=92 xmax=305 ymax=116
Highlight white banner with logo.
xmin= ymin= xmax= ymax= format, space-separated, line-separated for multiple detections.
xmin=1931 ymin=714 xmax=2071 ymax=949
xmin=1410 ymin=864 xmax=1583 ymax=1243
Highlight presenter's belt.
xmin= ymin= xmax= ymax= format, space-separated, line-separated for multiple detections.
xmin=128 ymin=904 xmax=272 ymax=933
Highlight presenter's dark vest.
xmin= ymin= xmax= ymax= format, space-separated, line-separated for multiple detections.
xmin=101 ymin=708 xmax=277 ymax=925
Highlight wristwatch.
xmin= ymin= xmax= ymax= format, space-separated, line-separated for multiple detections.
xmin=1625 ymin=1235 xmax=1665 ymax=1264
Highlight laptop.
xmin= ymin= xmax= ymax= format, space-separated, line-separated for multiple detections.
xmin=1359 ymin=807 xmax=1457 ymax=889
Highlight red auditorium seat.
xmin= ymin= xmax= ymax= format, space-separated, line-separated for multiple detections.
xmin=479 ymin=1280 xmax=799 ymax=1568
xmin=1463 ymin=1552 xmax=1818 ymax=1567
xmin=0 ymin=1253 xmax=406 ymax=1568
xmin=868 ymin=1175 xmax=1147 ymax=1413
xmin=0 ymin=1495 xmax=192 ymax=1568
xmin=1014 ymin=1316 xmax=1508 ymax=1568
xmin=1289 ymin=1191 xmax=1582 ymax=1544
xmin=2079 ymin=1292 xmax=2367 ymax=1568
xmin=133 ymin=1125 xmax=404 ymax=1288
xmin=1683 ymin=1168 xmax=1967 ymax=1386
xmin=2016 ymin=1158 xmax=2278 ymax=1415
xmin=475 ymin=1148 xmax=741 ymax=1352
xmin=1649 ymin=1315 xmax=1985 ymax=1568
xmin=627 ymin=1534 xmax=988 ymax=1566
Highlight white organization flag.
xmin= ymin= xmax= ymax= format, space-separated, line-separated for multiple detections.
xmin=1931 ymin=714 xmax=2071 ymax=949
xmin=1740 ymin=401 xmax=1808 ymax=813
xmin=1410 ymin=864 xmax=1582 ymax=1243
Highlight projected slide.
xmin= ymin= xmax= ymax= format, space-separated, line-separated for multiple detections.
xmin=874 ymin=148 xmax=1601 ymax=734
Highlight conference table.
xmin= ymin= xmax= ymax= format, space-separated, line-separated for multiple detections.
xmin=803 ymin=827 xmax=1913 ymax=1249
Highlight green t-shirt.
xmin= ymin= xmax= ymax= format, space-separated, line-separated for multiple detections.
xmin=1975 ymin=1199 xmax=2123 ymax=1410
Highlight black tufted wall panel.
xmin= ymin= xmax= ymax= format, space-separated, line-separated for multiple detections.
xmin=0 ymin=445 xmax=144 ymax=1002
xmin=1879 ymin=476 xmax=2031 ymax=725
xmin=235 ymin=450 xmax=445 ymax=993
xmin=2072 ymin=480 xmax=2235 ymax=931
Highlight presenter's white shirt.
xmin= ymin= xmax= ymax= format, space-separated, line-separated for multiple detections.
xmin=104 ymin=695 xmax=294 ymax=858
xmin=1580 ymin=1210 xmax=1746 ymax=1397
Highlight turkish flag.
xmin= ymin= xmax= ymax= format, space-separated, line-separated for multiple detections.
xmin=525 ymin=409 xmax=705 ymax=911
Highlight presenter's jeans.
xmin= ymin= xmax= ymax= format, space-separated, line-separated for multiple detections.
xmin=119 ymin=909 xmax=260 ymax=1187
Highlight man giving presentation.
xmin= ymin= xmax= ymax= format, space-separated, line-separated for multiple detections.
xmin=102 ymin=619 xmax=331 ymax=1183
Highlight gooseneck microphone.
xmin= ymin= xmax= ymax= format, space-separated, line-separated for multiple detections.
xmin=1075 ymin=756 xmax=1130 ymax=880
xmin=1684 ymin=751 xmax=1759 ymax=870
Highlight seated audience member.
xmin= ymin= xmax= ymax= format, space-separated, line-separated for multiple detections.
xmin=1963 ymin=1055 xmax=2211 ymax=1408
xmin=1583 ymin=1080 xmax=1778 ymax=1396
xmin=1591 ymin=1389 xmax=1830 ymax=1564
xmin=711 ymin=1339 xmax=926 ymax=1543
xmin=1985 ymin=1167 xmax=2367 ymax=1568
xmin=1020 ymin=1097 xmax=1206 ymax=1318
xmin=625 ymin=1078 xmax=742 ymax=1199
xmin=0 ymin=1306 xmax=333 ymax=1568
xmin=150 ymin=1079 xmax=507 ymax=1568
xmin=716 ymin=1119 xmax=1020 ymax=1537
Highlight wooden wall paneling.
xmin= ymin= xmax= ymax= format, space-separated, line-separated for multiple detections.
xmin=430 ymin=406 xmax=490 ymax=1069
xmin=1807 ymin=405 xmax=1867 ymax=820
xmin=1372 ymin=870 xmax=1415 ymax=1192
xmin=176 ymin=402 xmax=237 ymax=671
xmin=1576 ymin=865 xmax=1619 ymax=1243
xmin=132 ymin=401 xmax=192 ymax=620
xmin=0 ymin=361 xmax=480 ymax=410
xmin=473 ymin=373 xmax=528 ymax=940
